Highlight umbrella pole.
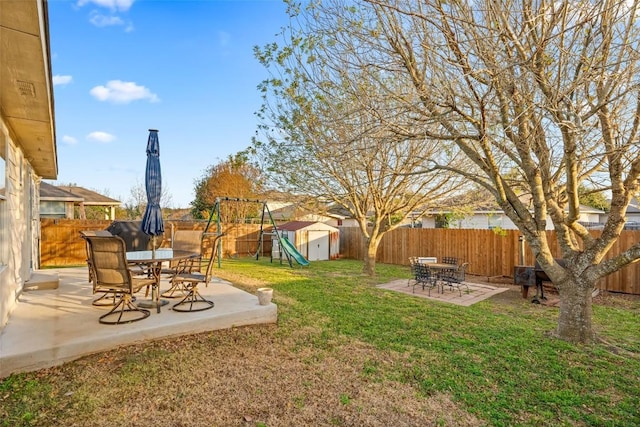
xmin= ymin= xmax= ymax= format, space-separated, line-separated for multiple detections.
xmin=152 ymin=235 xmax=159 ymax=313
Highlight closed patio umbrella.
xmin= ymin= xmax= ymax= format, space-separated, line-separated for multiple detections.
xmin=139 ymin=129 xmax=166 ymax=312
xmin=141 ymin=129 xmax=164 ymax=253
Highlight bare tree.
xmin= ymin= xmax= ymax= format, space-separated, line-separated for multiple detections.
xmin=124 ymin=179 xmax=174 ymax=220
xmin=331 ymin=0 xmax=640 ymax=342
xmin=254 ymin=5 xmax=463 ymax=275
xmin=262 ymin=0 xmax=640 ymax=341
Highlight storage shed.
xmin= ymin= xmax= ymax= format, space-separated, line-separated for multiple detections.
xmin=274 ymin=221 xmax=340 ymax=261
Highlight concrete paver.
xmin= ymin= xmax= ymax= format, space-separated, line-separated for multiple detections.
xmin=378 ymin=278 xmax=509 ymax=306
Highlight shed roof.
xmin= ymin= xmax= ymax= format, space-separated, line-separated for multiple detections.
xmin=278 ymin=221 xmax=339 ymax=232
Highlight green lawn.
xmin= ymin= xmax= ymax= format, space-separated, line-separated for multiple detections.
xmin=2 ymin=258 xmax=639 ymax=426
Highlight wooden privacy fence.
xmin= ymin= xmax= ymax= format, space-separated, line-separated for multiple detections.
xmin=40 ymin=219 xmax=272 ymax=267
xmin=40 ymin=220 xmax=640 ymax=294
xmin=339 ymin=227 xmax=640 ymax=295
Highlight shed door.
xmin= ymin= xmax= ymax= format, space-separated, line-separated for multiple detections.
xmin=307 ymin=230 xmax=329 ymax=261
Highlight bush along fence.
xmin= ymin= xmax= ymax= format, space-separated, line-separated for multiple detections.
xmin=338 ymin=226 xmax=640 ymax=295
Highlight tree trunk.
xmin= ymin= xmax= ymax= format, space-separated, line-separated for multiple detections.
xmin=363 ymin=237 xmax=380 ymax=276
xmin=554 ymin=278 xmax=596 ymax=343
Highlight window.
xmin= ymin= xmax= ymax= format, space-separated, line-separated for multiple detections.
xmin=40 ymin=201 xmax=67 ymax=218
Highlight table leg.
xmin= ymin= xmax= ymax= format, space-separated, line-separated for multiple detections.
xmin=136 ymin=262 xmax=169 ymax=313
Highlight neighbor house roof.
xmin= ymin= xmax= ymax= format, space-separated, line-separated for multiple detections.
xmin=56 ymin=185 xmax=120 ymax=206
xmin=39 ymin=182 xmax=82 ymax=202
xmin=40 ymin=182 xmax=121 ymax=206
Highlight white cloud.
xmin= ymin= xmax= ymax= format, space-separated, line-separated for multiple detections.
xmin=89 ymin=13 xmax=124 ymax=27
xmin=62 ymin=135 xmax=78 ymax=145
xmin=89 ymin=80 xmax=159 ymax=104
xmin=86 ymin=131 xmax=116 ymax=143
xmin=77 ymin=0 xmax=135 ymax=12
xmin=53 ymin=75 xmax=73 ymax=86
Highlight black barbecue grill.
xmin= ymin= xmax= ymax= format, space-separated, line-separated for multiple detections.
xmin=533 ymin=259 xmax=566 ymax=304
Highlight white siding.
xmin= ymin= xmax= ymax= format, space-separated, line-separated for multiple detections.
xmin=451 ymin=214 xmax=491 ymax=229
xmin=339 ymin=218 xmax=359 ymax=227
xmin=421 ymin=216 xmax=436 ymax=228
xmin=0 ymin=122 xmax=38 ymax=328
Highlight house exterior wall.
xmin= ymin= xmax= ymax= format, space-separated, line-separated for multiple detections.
xmin=580 ymin=212 xmax=601 ymax=224
xmin=422 ymin=216 xmax=436 ymax=228
xmin=628 ymin=213 xmax=640 ymax=222
xmin=338 ymin=218 xmax=359 ymax=227
xmin=0 ymin=121 xmax=39 ymax=328
xmin=600 ymin=212 xmax=640 ymax=226
xmin=423 ymin=211 xmax=602 ymax=230
xmin=451 ymin=214 xmax=491 ymax=229
xmin=298 ymin=213 xmax=339 ymax=227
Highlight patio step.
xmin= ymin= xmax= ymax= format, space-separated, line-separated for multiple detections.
xmin=24 ymin=272 xmax=59 ymax=291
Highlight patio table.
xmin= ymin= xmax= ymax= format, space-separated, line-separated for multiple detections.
xmin=418 ymin=262 xmax=457 ymax=272
xmin=417 ymin=262 xmax=459 ymax=292
xmin=126 ymin=249 xmax=198 ymax=313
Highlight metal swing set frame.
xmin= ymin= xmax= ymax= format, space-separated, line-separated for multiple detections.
xmin=202 ymin=197 xmax=296 ymax=267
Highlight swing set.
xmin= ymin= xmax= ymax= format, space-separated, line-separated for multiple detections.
xmin=202 ymin=197 xmax=308 ymax=268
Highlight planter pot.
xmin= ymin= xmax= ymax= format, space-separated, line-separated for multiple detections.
xmin=257 ymin=287 xmax=273 ymax=305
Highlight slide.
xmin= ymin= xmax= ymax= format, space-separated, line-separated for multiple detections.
xmin=279 ymin=236 xmax=310 ymax=266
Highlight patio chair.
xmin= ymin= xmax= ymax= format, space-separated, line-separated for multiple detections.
xmin=442 ymin=256 xmax=459 ymax=266
xmin=413 ymin=263 xmax=438 ymax=295
xmin=80 ymin=230 xmax=118 ymax=306
xmin=161 ymin=230 xmax=203 ymax=298
xmin=170 ymin=234 xmax=224 ymax=312
xmin=408 ymin=257 xmax=419 ymax=287
xmin=440 ymin=262 xmax=470 ymax=296
xmin=84 ymin=235 xmax=155 ymax=324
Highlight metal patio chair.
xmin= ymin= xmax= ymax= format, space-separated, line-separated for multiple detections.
xmin=442 ymin=256 xmax=459 ymax=266
xmin=412 ymin=263 xmax=438 ymax=295
xmin=85 ymin=235 xmax=155 ymax=324
xmin=80 ymin=230 xmax=117 ymax=306
xmin=408 ymin=257 xmax=420 ymax=287
xmin=170 ymin=234 xmax=224 ymax=312
xmin=440 ymin=262 xmax=470 ymax=296
xmin=161 ymin=230 xmax=204 ymax=298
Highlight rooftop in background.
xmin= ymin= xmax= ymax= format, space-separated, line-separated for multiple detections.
xmin=55 ymin=185 xmax=120 ymax=206
xmin=40 ymin=182 xmax=120 ymax=220
xmin=39 ymin=182 xmax=82 ymax=203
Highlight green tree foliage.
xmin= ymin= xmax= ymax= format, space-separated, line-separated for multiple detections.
xmin=578 ymin=185 xmax=609 ymax=212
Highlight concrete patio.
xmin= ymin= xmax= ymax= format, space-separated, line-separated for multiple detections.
xmin=0 ymin=267 xmax=277 ymax=378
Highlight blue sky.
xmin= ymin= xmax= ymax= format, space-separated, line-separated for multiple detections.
xmin=47 ymin=0 xmax=289 ymax=208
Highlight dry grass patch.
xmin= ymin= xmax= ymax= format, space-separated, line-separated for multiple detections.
xmin=35 ymin=324 xmax=480 ymax=427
